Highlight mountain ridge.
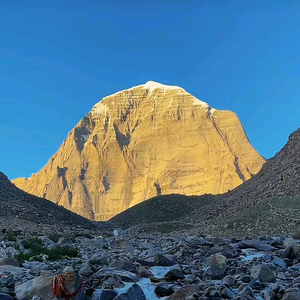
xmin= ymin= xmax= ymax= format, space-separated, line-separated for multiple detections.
xmin=13 ymin=81 xmax=265 ymax=221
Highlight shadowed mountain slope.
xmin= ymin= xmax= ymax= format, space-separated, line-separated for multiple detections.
xmin=0 ymin=171 xmax=99 ymax=234
xmin=110 ymin=128 xmax=300 ymax=237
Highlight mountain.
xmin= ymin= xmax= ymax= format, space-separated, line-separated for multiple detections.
xmin=111 ymin=127 xmax=300 ymax=237
xmin=0 ymin=170 xmax=98 ymax=234
xmin=13 ymin=81 xmax=265 ymax=221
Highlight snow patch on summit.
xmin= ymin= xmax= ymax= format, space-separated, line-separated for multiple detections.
xmin=143 ymin=81 xmax=182 ymax=93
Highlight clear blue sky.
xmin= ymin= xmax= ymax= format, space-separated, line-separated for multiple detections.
xmin=1 ymin=0 xmax=299 ymax=179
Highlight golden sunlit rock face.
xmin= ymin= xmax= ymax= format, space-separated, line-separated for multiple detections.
xmin=13 ymin=81 xmax=265 ymax=221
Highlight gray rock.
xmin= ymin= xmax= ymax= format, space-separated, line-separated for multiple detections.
xmin=57 ymin=236 xmax=73 ymax=246
xmin=168 ymin=284 xmax=200 ymax=300
xmin=154 ymin=282 xmax=174 ymax=297
xmin=22 ymin=261 xmax=49 ymax=271
xmin=205 ymin=245 xmax=233 ymax=258
xmin=0 ymin=287 xmax=9 ymax=294
xmin=204 ymin=253 xmax=227 ymax=280
xmin=113 ymin=283 xmax=146 ymax=300
xmin=263 ymin=289 xmax=277 ymax=300
xmin=109 ymin=260 xmax=137 ymax=273
xmin=250 ymin=264 xmax=276 ymax=283
xmin=273 ymin=256 xmax=287 ymax=268
xmin=0 ymin=258 xmax=19 ymax=267
xmin=220 ymin=286 xmax=235 ymax=299
xmin=109 ymin=239 xmax=134 ymax=253
xmin=241 ymin=240 xmax=275 ymax=252
xmin=100 ymin=274 xmax=125 ymax=289
xmin=222 ymin=275 xmax=235 ymax=286
xmin=282 ymin=287 xmax=300 ymax=300
xmin=91 ymin=289 xmax=118 ymax=300
xmin=277 ymin=272 xmax=287 ymax=280
xmin=137 ymin=265 xmax=153 ymax=278
xmin=95 ymin=268 xmax=139 ymax=282
xmin=0 ymin=294 xmax=13 ymax=300
xmin=165 ymin=265 xmax=185 ymax=281
xmin=79 ymin=262 xmax=93 ymax=277
xmin=240 ymin=286 xmax=255 ymax=298
xmin=154 ymin=254 xmax=176 ymax=266
xmin=0 ymin=265 xmax=24 ymax=275
xmin=15 ymin=276 xmax=53 ymax=300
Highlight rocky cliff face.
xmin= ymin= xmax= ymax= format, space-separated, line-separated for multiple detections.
xmin=13 ymin=81 xmax=265 ymax=221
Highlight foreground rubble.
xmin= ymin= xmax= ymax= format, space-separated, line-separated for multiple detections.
xmin=1 ymin=231 xmax=300 ymax=300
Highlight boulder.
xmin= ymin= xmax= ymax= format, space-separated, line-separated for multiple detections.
xmin=114 ymin=283 xmax=146 ymax=300
xmin=154 ymin=254 xmax=176 ymax=266
xmin=109 ymin=260 xmax=138 ymax=273
xmin=0 ymin=258 xmax=19 ymax=267
xmin=250 ymin=264 xmax=276 ymax=283
xmin=154 ymin=282 xmax=174 ymax=297
xmin=109 ymin=240 xmax=134 ymax=253
xmin=168 ymin=284 xmax=200 ymax=300
xmin=241 ymin=239 xmax=275 ymax=252
xmin=204 ymin=253 xmax=227 ymax=280
xmin=95 ymin=268 xmax=139 ymax=282
xmin=92 ymin=289 xmax=118 ymax=300
xmin=15 ymin=276 xmax=53 ymax=300
xmin=0 ymin=294 xmax=13 ymax=300
xmin=282 ymin=288 xmax=300 ymax=300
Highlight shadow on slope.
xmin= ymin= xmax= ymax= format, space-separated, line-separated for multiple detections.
xmin=0 ymin=171 xmax=102 ymax=234
xmin=110 ymin=194 xmax=214 ymax=227
xmin=110 ymin=127 xmax=300 ymax=237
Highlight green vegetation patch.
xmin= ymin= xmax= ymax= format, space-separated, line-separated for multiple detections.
xmin=15 ymin=237 xmax=79 ymax=263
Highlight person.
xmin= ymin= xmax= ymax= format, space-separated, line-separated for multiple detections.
xmin=52 ymin=266 xmax=85 ymax=300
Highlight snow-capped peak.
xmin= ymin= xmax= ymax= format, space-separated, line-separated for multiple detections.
xmin=143 ymin=81 xmax=183 ymax=93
